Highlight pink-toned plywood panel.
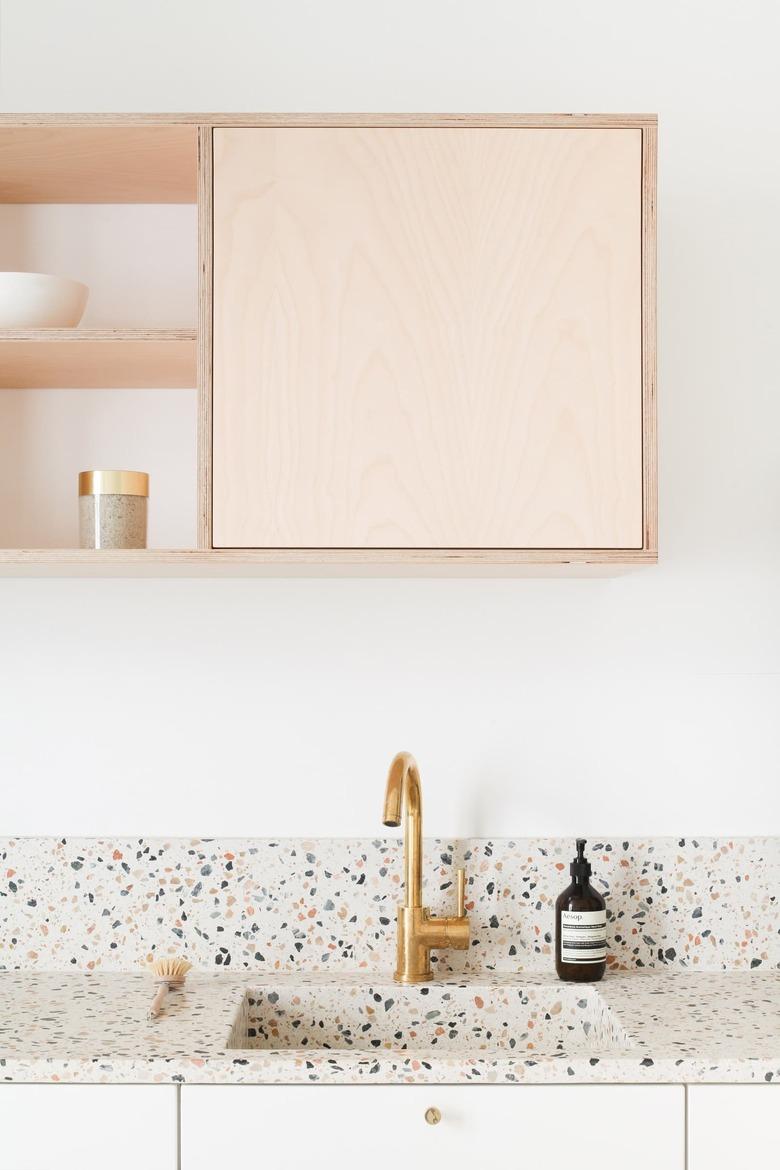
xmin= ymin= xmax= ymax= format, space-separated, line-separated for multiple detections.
xmin=0 ymin=330 xmax=196 ymax=388
xmin=212 ymin=127 xmax=643 ymax=549
xmin=0 ymin=126 xmax=197 ymax=202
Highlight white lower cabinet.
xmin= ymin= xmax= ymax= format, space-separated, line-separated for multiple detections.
xmin=181 ymin=1084 xmax=685 ymax=1170
xmin=688 ymin=1085 xmax=778 ymax=1169
xmin=21 ymin=1080 xmax=780 ymax=1168
xmin=0 ymin=1085 xmax=177 ymax=1170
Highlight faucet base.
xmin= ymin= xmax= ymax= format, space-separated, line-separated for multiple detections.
xmin=393 ymin=906 xmax=436 ymax=984
xmin=393 ymin=969 xmax=434 ymax=984
xmin=393 ymin=905 xmax=470 ymax=984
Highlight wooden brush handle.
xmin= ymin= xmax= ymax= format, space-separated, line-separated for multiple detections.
xmin=149 ymin=982 xmax=169 ymax=1019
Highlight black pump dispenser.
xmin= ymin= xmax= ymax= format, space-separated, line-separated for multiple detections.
xmin=555 ymin=838 xmax=606 ymax=982
xmin=570 ymin=838 xmax=592 ymax=882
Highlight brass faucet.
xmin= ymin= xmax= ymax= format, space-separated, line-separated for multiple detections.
xmin=382 ymin=751 xmax=470 ymax=983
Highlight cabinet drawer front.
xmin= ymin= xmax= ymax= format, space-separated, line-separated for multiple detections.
xmin=212 ymin=125 xmax=644 ymax=552
xmin=0 ymin=1085 xmax=177 ymax=1170
xmin=182 ymin=1084 xmax=683 ymax=1170
xmin=689 ymin=1085 xmax=779 ymax=1168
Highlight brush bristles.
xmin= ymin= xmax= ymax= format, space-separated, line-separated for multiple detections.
xmin=149 ymin=957 xmax=192 ymax=980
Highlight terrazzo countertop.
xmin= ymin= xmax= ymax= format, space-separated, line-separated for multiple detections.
xmin=1 ymin=969 xmax=778 ymax=1085
xmin=2 ymin=838 xmax=778 ymax=1086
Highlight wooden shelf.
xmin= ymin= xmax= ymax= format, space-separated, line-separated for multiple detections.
xmin=0 ymin=329 xmax=197 ymax=388
xmin=0 ymin=547 xmax=656 ymax=578
xmin=0 ymin=125 xmax=198 ymax=202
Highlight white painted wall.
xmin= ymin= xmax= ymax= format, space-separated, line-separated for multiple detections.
xmin=0 ymin=205 xmax=197 ymax=329
xmin=0 ymin=0 xmax=778 ymax=837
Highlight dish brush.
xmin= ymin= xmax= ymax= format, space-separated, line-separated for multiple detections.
xmin=148 ymin=956 xmax=192 ymax=1019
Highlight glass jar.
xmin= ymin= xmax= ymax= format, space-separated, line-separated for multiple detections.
xmin=78 ymin=470 xmax=149 ymax=549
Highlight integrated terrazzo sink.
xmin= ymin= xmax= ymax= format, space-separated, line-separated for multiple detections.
xmin=227 ymin=979 xmax=635 ymax=1057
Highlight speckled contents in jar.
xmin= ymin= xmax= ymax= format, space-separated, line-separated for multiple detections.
xmin=79 ymin=492 xmax=147 ymax=549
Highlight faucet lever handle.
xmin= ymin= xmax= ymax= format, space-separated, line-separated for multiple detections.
xmin=456 ymin=867 xmax=466 ymax=918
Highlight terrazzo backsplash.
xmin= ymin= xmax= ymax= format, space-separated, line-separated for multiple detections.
xmin=0 ymin=837 xmax=777 ymax=973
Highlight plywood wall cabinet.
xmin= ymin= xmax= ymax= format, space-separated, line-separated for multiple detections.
xmin=0 ymin=113 xmax=657 ymax=574
xmin=210 ymin=116 xmax=656 ymax=565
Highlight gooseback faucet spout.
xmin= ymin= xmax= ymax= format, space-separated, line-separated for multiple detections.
xmin=383 ymin=751 xmax=470 ymax=983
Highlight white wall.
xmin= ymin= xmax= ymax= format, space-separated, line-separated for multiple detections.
xmin=0 ymin=0 xmax=778 ymax=837
xmin=0 ymin=205 xmax=197 ymax=329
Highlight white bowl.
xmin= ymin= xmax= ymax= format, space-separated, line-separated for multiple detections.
xmin=0 ymin=271 xmax=89 ymax=328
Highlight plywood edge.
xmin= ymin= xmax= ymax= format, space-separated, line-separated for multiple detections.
xmin=197 ymin=125 xmax=213 ymax=551
xmin=207 ymin=113 xmax=660 ymax=129
xmin=0 ymin=329 xmax=196 ymax=342
xmin=0 ymin=112 xmax=659 ymax=129
xmin=0 ymin=548 xmax=656 ymax=578
xmin=0 ymin=548 xmax=657 ymax=565
xmin=204 ymin=549 xmax=658 ymax=565
xmin=641 ymin=123 xmax=659 ymax=556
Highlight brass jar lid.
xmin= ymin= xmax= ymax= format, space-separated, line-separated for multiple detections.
xmin=78 ymin=470 xmax=149 ymax=497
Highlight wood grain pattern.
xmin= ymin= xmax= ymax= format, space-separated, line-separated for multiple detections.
xmin=0 ymin=126 xmax=197 ymax=202
xmin=197 ymin=126 xmax=213 ymax=549
xmin=0 ymin=329 xmax=196 ymax=388
xmin=212 ymin=127 xmax=644 ymax=550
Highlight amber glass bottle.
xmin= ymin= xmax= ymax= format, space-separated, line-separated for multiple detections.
xmin=555 ymin=839 xmax=606 ymax=982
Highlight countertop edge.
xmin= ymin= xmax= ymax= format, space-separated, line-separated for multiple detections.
xmin=2 ymin=1054 xmax=778 ymax=1086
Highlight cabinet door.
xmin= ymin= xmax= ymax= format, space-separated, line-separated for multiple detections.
xmin=212 ymin=125 xmax=644 ymax=551
xmin=0 ymin=1085 xmax=177 ymax=1170
xmin=688 ymin=1085 xmax=779 ymax=1168
xmin=182 ymin=1084 xmax=683 ymax=1169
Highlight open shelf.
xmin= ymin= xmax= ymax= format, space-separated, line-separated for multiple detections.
xmin=0 ymin=384 xmax=197 ymax=549
xmin=0 ymin=120 xmax=200 ymax=558
xmin=0 ymin=547 xmax=654 ymax=578
xmin=0 ymin=125 xmax=198 ymax=203
xmin=0 ymin=329 xmax=197 ymax=388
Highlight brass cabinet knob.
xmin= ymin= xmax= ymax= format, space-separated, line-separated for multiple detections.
xmin=424 ymin=1106 xmax=442 ymax=1126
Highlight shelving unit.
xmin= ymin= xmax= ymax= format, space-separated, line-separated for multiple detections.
xmin=0 ymin=113 xmax=657 ymax=575
xmin=0 ymin=118 xmax=200 ymax=558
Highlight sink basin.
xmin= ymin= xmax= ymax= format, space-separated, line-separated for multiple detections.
xmin=227 ymin=980 xmax=634 ymax=1057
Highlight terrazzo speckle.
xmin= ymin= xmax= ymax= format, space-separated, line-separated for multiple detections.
xmin=0 ymin=970 xmax=778 ymax=1084
xmin=0 ymin=837 xmax=778 ymax=1085
xmin=1 ymin=837 xmax=777 ymax=973
xmin=236 ymin=977 xmax=629 ymax=1055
